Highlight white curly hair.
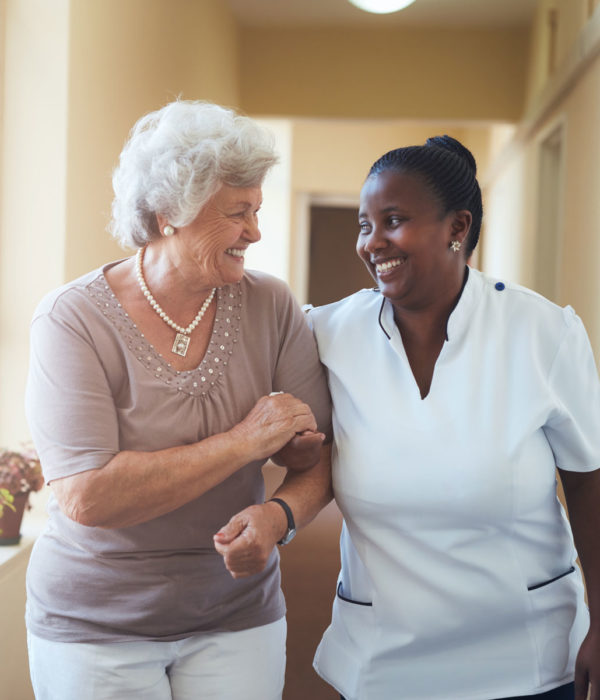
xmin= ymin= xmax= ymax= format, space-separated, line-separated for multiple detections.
xmin=109 ymin=100 xmax=278 ymax=248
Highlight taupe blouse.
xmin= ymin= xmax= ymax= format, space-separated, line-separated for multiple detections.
xmin=25 ymin=262 xmax=331 ymax=642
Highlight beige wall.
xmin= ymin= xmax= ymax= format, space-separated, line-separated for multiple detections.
xmin=482 ymin=147 xmax=533 ymax=285
xmin=0 ymin=0 xmax=70 ymax=447
xmin=65 ymin=0 xmax=240 ymax=281
xmin=525 ymin=0 xmax=591 ymax=110
xmin=0 ymin=0 xmax=240 ymax=447
xmin=290 ymin=120 xmax=496 ymax=197
xmin=524 ymin=0 xmax=553 ymax=113
xmin=555 ymin=0 xmax=588 ymax=69
xmin=555 ymin=55 xmax=600 ymax=344
xmin=483 ymin=2 xmax=600 ymax=358
xmin=240 ymin=26 xmax=529 ymax=121
xmin=0 ymin=0 xmax=5 ymax=179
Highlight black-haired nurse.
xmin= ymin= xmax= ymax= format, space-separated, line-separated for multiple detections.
xmin=217 ymin=136 xmax=600 ymax=700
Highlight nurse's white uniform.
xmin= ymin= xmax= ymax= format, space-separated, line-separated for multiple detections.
xmin=310 ymin=268 xmax=600 ymax=700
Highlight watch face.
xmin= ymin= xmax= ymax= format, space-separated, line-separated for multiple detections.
xmin=280 ymin=527 xmax=297 ymax=545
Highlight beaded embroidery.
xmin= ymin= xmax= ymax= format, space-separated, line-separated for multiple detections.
xmin=86 ymin=274 xmax=242 ymax=397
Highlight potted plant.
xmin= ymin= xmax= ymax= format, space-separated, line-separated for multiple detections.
xmin=0 ymin=488 xmax=15 ymax=515
xmin=0 ymin=446 xmax=44 ymax=545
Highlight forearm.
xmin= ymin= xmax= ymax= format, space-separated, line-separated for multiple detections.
xmin=559 ymin=467 xmax=600 ymax=627
xmin=53 ymin=427 xmax=252 ymax=529
xmin=213 ymin=443 xmax=333 ymax=577
xmin=52 ymin=391 xmax=319 ymax=529
xmin=269 ymin=442 xmax=333 ymax=536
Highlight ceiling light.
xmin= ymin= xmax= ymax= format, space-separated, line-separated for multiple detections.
xmin=347 ymin=0 xmax=417 ymax=14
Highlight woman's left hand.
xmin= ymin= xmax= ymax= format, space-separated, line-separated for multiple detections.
xmin=271 ymin=430 xmax=325 ymax=472
xmin=213 ymin=502 xmax=287 ymax=579
xmin=574 ymin=629 xmax=600 ymax=700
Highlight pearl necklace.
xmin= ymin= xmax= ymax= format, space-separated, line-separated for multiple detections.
xmin=135 ymin=247 xmax=216 ymax=357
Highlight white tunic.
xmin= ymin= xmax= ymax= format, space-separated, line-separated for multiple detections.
xmin=310 ymin=268 xmax=599 ymax=700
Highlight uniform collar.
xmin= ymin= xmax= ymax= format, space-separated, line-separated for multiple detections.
xmin=378 ymin=266 xmax=482 ymax=343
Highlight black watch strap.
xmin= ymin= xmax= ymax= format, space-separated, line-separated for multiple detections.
xmin=269 ymin=497 xmax=297 ymax=545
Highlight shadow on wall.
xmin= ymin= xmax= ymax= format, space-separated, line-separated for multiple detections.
xmin=263 ymin=463 xmax=342 ymax=700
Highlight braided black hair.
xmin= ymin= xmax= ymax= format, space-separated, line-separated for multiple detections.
xmin=368 ymin=135 xmax=483 ymax=253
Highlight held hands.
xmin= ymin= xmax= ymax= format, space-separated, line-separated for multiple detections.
xmin=215 ymin=392 xmax=322 ymax=578
xmin=213 ymin=502 xmax=286 ymax=579
xmin=232 ymin=392 xmax=322 ymax=465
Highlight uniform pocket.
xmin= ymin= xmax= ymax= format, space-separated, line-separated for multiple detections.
xmin=336 ymin=581 xmax=372 ymax=606
xmin=527 ymin=566 xmax=575 ymax=591
xmin=526 ymin=565 xmax=587 ymax=688
xmin=314 ymin=581 xmax=376 ymax=700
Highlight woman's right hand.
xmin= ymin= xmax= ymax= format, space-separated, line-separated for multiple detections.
xmin=231 ymin=393 xmax=318 ymax=462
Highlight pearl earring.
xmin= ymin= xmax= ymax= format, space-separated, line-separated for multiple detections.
xmin=163 ymin=225 xmax=175 ymax=236
xmin=450 ymin=240 xmax=461 ymax=252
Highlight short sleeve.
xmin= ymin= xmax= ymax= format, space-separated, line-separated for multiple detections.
xmin=543 ymin=311 xmax=600 ymax=472
xmin=272 ymin=291 xmax=332 ymax=440
xmin=25 ymin=309 xmax=119 ymax=482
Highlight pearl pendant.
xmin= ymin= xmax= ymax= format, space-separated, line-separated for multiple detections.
xmin=172 ymin=333 xmax=190 ymax=357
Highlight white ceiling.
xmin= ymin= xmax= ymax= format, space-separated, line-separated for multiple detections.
xmin=225 ymin=0 xmax=538 ymax=29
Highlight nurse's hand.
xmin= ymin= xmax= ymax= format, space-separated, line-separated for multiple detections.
xmin=271 ymin=430 xmax=326 ymax=472
xmin=213 ymin=502 xmax=286 ymax=579
xmin=574 ymin=629 xmax=600 ymax=699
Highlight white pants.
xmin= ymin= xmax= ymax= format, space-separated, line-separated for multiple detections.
xmin=27 ymin=618 xmax=286 ymax=700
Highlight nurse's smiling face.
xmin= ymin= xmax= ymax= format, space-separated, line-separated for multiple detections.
xmin=357 ymin=170 xmax=470 ymax=312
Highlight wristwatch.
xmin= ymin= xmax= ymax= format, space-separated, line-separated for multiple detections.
xmin=269 ymin=497 xmax=297 ymax=545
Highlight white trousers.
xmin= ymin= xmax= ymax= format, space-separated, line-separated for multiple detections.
xmin=27 ymin=618 xmax=286 ymax=700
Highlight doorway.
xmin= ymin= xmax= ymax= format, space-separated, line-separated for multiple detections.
xmin=307 ymin=205 xmax=374 ymax=307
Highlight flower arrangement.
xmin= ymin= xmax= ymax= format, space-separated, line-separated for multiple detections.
xmin=0 ymin=447 xmax=43 ymax=537
xmin=0 ymin=447 xmax=44 ymax=498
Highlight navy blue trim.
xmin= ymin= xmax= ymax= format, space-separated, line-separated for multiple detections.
xmin=527 ymin=566 xmax=575 ymax=591
xmin=377 ymin=297 xmax=390 ymax=339
xmin=377 ymin=266 xmax=469 ymax=342
xmin=336 ymin=581 xmax=373 ymax=607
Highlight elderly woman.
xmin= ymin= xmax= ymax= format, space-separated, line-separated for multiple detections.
xmin=221 ymin=136 xmax=600 ymax=700
xmin=24 ymin=100 xmax=331 ymax=700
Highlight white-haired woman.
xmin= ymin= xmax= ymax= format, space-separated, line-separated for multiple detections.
xmin=25 ymin=101 xmax=332 ymax=700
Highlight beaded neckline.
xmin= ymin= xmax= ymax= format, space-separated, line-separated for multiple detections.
xmin=86 ymin=269 xmax=242 ymax=398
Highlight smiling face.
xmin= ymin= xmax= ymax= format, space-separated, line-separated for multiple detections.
xmin=357 ymin=170 xmax=469 ymax=312
xmin=170 ymin=184 xmax=263 ymax=289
